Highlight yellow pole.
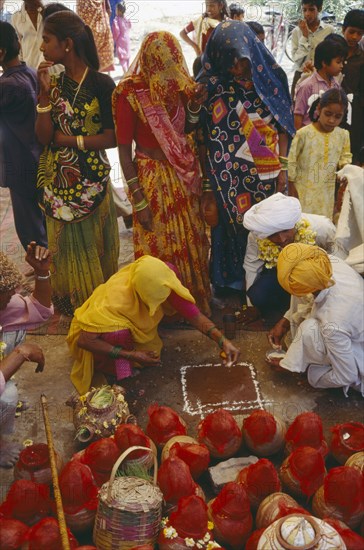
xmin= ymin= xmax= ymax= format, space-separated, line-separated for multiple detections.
xmin=41 ymin=394 xmax=71 ymax=550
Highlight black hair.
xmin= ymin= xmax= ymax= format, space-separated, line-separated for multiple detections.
xmin=246 ymin=21 xmax=264 ymax=36
xmin=229 ymin=3 xmax=245 ymax=18
xmin=116 ymin=2 xmax=126 ymax=15
xmin=324 ymin=33 xmax=347 ymax=49
xmin=192 ymin=55 xmax=202 ymax=78
xmin=44 ymin=11 xmax=99 ymax=71
xmin=204 ymin=0 xmax=230 ymax=20
xmin=309 ymin=88 xmax=348 ymax=122
xmin=314 ymin=38 xmax=347 ymax=70
xmin=42 ymin=3 xmax=71 ymax=19
xmin=301 ymin=0 xmax=323 ymax=9
xmin=343 ymin=9 xmax=364 ymax=31
xmin=0 ymin=21 xmax=20 ymax=62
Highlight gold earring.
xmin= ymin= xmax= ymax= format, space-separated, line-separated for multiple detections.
xmin=65 ymin=48 xmax=70 ymax=52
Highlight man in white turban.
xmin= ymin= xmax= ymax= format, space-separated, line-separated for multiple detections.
xmin=268 ymin=244 xmax=364 ymax=396
xmin=242 ymin=193 xmax=343 ymax=323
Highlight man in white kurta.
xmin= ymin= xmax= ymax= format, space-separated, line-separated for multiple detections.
xmin=270 ymin=244 xmax=364 ymax=397
xmin=11 ymin=1 xmax=44 ymax=70
xmin=242 ymin=193 xmax=344 ymax=319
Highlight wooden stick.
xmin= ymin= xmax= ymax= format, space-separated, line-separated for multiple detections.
xmin=41 ymin=394 xmax=71 ymax=550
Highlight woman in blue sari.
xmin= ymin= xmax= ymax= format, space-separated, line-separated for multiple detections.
xmin=198 ymin=21 xmax=295 ymax=295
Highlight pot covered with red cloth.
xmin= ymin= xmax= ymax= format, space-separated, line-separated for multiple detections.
xmin=197 ymin=409 xmax=242 ymax=459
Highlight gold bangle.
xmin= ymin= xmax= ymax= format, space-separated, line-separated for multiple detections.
xmin=131 ymin=187 xmax=143 ymax=196
xmin=126 ymin=176 xmax=139 ymax=187
xmin=187 ymin=100 xmax=202 ymax=114
xmin=36 ymin=103 xmax=52 ymax=113
xmin=77 ymin=135 xmax=86 ymax=151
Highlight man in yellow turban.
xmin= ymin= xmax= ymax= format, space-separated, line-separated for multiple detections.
xmin=268 ymin=244 xmax=364 ymax=396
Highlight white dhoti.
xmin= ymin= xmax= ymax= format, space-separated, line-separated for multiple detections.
xmin=0 ymin=380 xmax=19 ymax=435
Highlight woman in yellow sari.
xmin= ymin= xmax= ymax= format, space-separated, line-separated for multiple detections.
xmin=68 ymin=256 xmax=240 ymax=395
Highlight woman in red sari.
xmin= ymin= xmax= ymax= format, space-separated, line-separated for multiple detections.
xmin=113 ymin=31 xmax=211 ymax=315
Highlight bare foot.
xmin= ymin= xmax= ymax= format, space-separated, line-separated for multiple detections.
xmin=0 ymin=439 xmax=22 ymax=468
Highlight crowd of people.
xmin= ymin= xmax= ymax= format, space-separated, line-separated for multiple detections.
xmin=0 ymin=0 xmax=363 ymax=467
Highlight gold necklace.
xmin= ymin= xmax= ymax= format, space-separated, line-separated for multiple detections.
xmin=62 ymin=66 xmax=89 ymax=109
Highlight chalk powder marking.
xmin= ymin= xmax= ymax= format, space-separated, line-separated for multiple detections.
xmin=180 ymin=362 xmax=266 ymax=417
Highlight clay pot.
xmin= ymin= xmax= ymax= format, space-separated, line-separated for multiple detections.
xmin=163 ymin=485 xmax=205 ymax=517
xmin=312 ymin=485 xmax=364 ymax=530
xmin=344 ymin=451 xmax=364 ymax=475
xmin=207 ymin=498 xmax=253 ymax=550
xmin=120 ymin=437 xmax=157 ymax=473
xmin=330 ymin=422 xmax=364 ymax=464
xmin=243 ymin=413 xmax=286 ymax=456
xmin=279 ymin=448 xmax=326 ymax=499
xmin=255 ymin=492 xmax=302 ymax=529
xmin=14 ymin=444 xmax=63 ymax=486
xmin=236 ymin=459 xmax=282 ymax=509
xmin=161 ymin=436 xmax=198 ymax=462
xmin=257 ymin=514 xmax=346 ymax=549
xmin=69 ymin=385 xmax=135 ymax=444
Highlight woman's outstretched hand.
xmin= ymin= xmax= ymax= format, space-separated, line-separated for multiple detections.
xmin=128 ymin=350 xmax=162 ymax=367
xmin=25 ymin=242 xmax=51 ymax=274
xmin=221 ymin=339 xmax=240 ymax=367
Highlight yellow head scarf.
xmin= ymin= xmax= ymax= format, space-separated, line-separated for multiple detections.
xmin=68 ymin=256 xmax=195 ymax=394
xmin=277 ymin=244 xmax=335 ymax=297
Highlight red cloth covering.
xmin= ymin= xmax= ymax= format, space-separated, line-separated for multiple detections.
xmin=210 ymin=482 xmax=253 ymax=548
xmin=169 ymin=495 xmax=209 ymax=539
xmin=0 ymin=518 xmax=29 ymax=550
xmin=287 ymin=446 xmax=326 ymax=497
xmin=237 ymin=459 xmax=281 ymax=506
xmin=28 ymin=518 xmax=78 ymax=550
xmin=324 ymin=466 xmax=364 ymax=519
xmin=324 ymin=518 xmax=364 ymax=550
xmin=114 ymin=424 xmax=151 ymax=459
xmin=82 ymin=438 xmax=120 ymax=486
xmin=146 ymin=405 xmax=187 ymax=446
xmin=0 ymin=480 xmax=51 ymax=525
xmin=167 ymin=441 xmax=210 ymax=479
xmin=157 ymin=456 xmax=197 ymax=504
xmin=197 ymin=409 xmax=242 ymax=455
xmin=330 ymin=422 xmax=364 ymax=462
xmin=274 ymin=499 xmax=310 ymax=520
xmin=59 ymin=461 xmax=99 ymax=514
xmin=285 ymin=412 xmax=328 ymax=457
xmin=243 ymin=411 xmax=277 ymax=446
xmin=245 ymin=528 xmax=266 ymax=550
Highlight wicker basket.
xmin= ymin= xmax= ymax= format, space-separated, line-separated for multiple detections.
xmin=93 ymin=445 xmax=163 ymax=549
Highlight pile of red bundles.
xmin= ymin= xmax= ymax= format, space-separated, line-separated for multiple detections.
xmin=158 ymin=495 xmax=220 ymax=548
xmin=209 ymin=482 xmax=253 ymax=549
xmin=324 ymin=518 xmax=364 ymax=550
xmin=114 ymin=424 xmax=151 ymax=459
xmin=314 ymin=466 xmax=364 ymax=528
xmin=0 ymin=518 xmax=29 ymax=550
xmin=245 ymin=528 xmax=266 ymax=550
xmin=280 ymin=446 xmax=326 ymax=498
xmin=146 ymin=404 xmax=187 ymax=447
xmin=166 ymin=441 xmax=210 ymax=480
xmin=330 ymin=422 xmax=364 ymax=464
xmin=285 ymin=412 xmax=328 ymax=457
xmin=255 ymin=492 xmax=310 ymax=529
xmin=236 ymin=458 xmax=281 ymax=508
xmin=59 ymin=461 xmax=99 ymax=515
xmin=197 ymin=408 xmax=242 ymax=458
xmin=243 ymin=410 xmax=285 ymax=456
xmin=157 ymin=456 xmax=197 ymax=505
xmin=82 ymin=437 xmax=120 ymax=486
xmin=0 ymin=480 xmax=51 ymax=525
xmin=27 ymin=517 xmax=78 ymax=549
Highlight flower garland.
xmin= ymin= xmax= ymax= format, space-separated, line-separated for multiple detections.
xmin=257 ymin=219 xmax=317 ymax=269
xmin=160 ymin=518 xmax=222 ymax=549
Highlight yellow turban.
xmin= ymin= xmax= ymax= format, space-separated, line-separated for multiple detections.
xmin=277 ymin=244 xmax=335 ymax=296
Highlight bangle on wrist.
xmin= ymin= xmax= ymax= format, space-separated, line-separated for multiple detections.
xmin=36 ymin=103 xmax=52 ymax=113
xmin=134 ymin=198 xmax=149 ymax=212
xmin=187 ymin=100 xmax=202 ymax=114
xmin=131 ymin=187 xmax=143 ymax=196
xmin=218 ymin=335 xmax=226 ymax=349
xmin=109 ymin=345 xmax=122 ymax=359
xmin=76 ymin=135 xmax=86 ymax=151
xmin=34 ymin=271 xmax=51 ymax=280
xmin=206 ymin=325 xmax=218 ymax=338
xmin=126 ymin=176 xmax=139 ymax=187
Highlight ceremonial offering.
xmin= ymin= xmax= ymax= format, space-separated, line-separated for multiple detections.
xmin=114 ymin=424 xmax=157 ymax=472
xmin=257 ymin=514 xmax=346 ymax=550
xmin=256 ymin=492 xmax=310 ymax=529
xmin=14 ymin=443 xmax=63 ymax=486
xmin=69 ymin=385 xmax=134 ymax=443
xmin=93 ymin=446 xmax=163 ymax=549
xmin=330 ymin=422 xmax=364 ymax=464
xmin=162 ymin=436 xmax=210 ymax=480
xmin=236 ymin=458 xmax=282 ymax=509
xmin=285 ymin=413 xmax=328 ymax=458
xmin=243 ymin=410 xmax=286 ymax=456
xmin=146 ymin=404 xmax=187 ymax=449
xmin=197 ymin=408 xmax=242 ymax=459
xmin=279 ymin=447 xmax=326 ymax=498
xmin=345 ymin=451 xmax=364 ymax=474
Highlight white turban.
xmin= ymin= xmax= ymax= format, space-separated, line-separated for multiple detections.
xmin=243 ymin=193 xmax=302 ymax=239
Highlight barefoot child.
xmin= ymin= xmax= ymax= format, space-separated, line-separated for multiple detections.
xmin=288 ymin=88 xmax=352 ymax=219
